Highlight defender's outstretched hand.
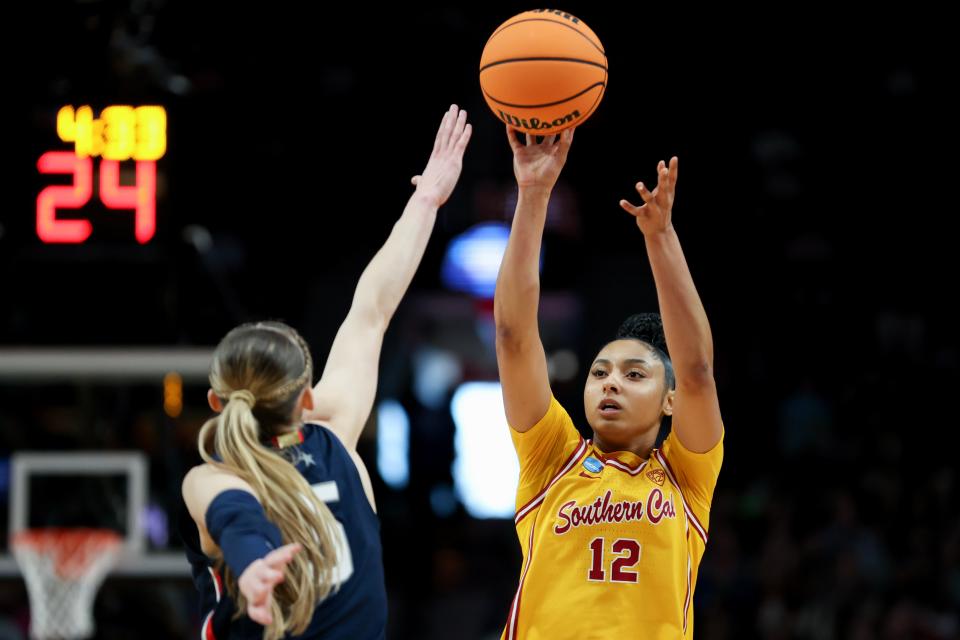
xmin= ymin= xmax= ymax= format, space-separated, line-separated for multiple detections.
xmin=239 ymin=542 xmax=302 ymax=625
xmin=410 ymin=104 xmax=473 ymax=207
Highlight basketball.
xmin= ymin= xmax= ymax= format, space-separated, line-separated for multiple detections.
xmin=479 ymin=10 xmax=607 ymax=135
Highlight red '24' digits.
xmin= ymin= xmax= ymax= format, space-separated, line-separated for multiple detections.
xmin=36 ymin=151 xmax=156 ymax=244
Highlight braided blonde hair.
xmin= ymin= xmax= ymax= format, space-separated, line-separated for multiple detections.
xmin=199 ymin=321 xmax=340 ymax=639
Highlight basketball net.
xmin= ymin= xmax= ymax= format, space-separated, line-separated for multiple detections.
xmin=11 ymin=529 xmax=122 ymax=640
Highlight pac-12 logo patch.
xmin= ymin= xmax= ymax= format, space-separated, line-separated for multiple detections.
xmin=646 ymin=468 xmax=665 ymax=486
xmin=582 ymin=456 xmax=603 ymax=473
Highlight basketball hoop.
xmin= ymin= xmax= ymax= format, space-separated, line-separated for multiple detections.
xmin=11 ymin=528 xmax=123 ymax=640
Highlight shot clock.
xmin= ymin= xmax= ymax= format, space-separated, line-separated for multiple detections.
xmin=36 ymin=105 xmax=166 ymax=244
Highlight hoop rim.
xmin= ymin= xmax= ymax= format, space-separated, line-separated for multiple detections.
xmin=11 ymin=527 xmax=123 ymax=548
xmin=12 ymin=528 xmax=123 ymax=578
xmin=11 ymin=527 xmax=124 ymax=638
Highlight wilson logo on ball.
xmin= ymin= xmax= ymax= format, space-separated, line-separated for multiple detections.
xmin=497 ymin=109 xmax=582 ymax=131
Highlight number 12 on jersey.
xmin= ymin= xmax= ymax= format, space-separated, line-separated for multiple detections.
xmin=587 ymin=537 xmax=641 ymax=583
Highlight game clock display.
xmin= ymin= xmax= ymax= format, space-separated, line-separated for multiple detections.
xmin=36 ymin=105 xmax=166 ymax=244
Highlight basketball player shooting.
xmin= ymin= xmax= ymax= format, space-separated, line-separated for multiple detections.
xmin=494 ymin=127 xmax=723 ymax=638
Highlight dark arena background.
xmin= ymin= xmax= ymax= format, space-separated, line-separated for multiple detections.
xmin=1 ymin=2 xmax=957 ymax=638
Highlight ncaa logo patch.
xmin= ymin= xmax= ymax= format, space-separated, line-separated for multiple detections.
xmin=582 ymin=456 xmax=603 ymax=473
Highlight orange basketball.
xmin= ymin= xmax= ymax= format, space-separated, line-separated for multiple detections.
xmin=479 ymin=10 xmax=607 ymax=135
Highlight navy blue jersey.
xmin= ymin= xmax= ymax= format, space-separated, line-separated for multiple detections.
xmin=181 ymin=423 xmax=387 ymax=639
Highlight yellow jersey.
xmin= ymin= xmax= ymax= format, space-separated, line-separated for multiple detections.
xmin=502 ymin=396 xmax=723 ymax=640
